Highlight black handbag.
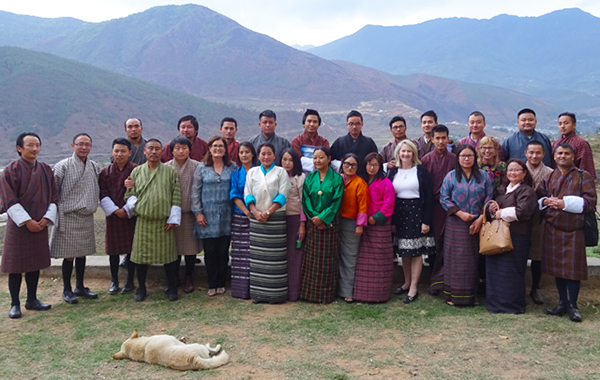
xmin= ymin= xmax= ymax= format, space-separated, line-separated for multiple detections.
xmin=578 ymin=169 xmax=599 ymax=247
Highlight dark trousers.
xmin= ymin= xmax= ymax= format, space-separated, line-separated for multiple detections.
xmin=203 ymin=235 xmax=231 ymax=289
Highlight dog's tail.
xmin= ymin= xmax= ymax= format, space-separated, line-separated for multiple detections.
xmin=191 ymin=350 xmax=229 ymax=369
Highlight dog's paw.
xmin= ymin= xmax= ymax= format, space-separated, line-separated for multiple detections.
xmin=206 ymin=343 xmax=222 ymax=355
xmin=178 ymin=336 xmax=187 ymax=343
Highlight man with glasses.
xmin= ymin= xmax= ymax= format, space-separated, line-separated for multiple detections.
xmin=502 ymin=108 xmax=552 ymax=166
xmin=330 ymin=110 xmax=378 ymax=176
xmin=50 ymin=133 xmax=101 ymax=304
xmin=248 ymin=110 xmax=291 ymax=166
xmin=380 ymin=116 xmax=416 ymax=171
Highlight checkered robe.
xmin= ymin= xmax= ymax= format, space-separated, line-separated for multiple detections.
xmin=552 ymin=132 xmax=596 ymax=180
xmin=50 ymin=154 xmax=100 ymax=259
xmin=166 ymin=158 xmax=202 ymax=256
xmin=537 ymin=166 xmax=598 ymax=280
xmin=1 ymin=159 xmax=58 ymax=273
xmin=527 ymin=162 xmax=553 ymax=261
xmin=99 ymin=161 xmax=137 ymax=256
xmin=125 ymin=163 xmax=181 ymax=264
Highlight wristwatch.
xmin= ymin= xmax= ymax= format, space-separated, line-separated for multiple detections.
xmin=266 ymin=210 xmax=271 ymax=216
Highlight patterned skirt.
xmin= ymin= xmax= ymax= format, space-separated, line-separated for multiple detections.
xmin=442 ymin=215 xmax=480 ymax=306
xmin=130 ymin=216 xmax=177 ymax=265
xmin=231 ymin=212 xmax=251 ymax=299
xmin=249 ymin=210 xmax=288 ymax=303
xmin=50 ymin=211 xmax=96 ymax=259
xmin=2 ymin=219 xmax=51 ymax=273
xmin=353 ymin=221 xmax=394 ymax=302
xmin=105 ymin=214 xmax=136 ymax=256
xmin=393 ymin=198 xmax=435 ymax=258
xmin=287 ymin=214 xmax=303 ymax=302
xmin=300 ymin=216 xmax=340 ymax=304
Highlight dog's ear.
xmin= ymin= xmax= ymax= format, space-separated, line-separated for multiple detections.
xmin=130 ymin=329 xmax=139 ymax=339
xmin=113 ymin=352 xmax=126 ymax=360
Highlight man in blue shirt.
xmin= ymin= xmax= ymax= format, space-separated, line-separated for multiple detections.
xmin=501 ymin=108 xmax=553 ymax=167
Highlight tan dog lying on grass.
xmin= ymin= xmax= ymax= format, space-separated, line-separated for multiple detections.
xmin=113 ymin=329 xmax=229 ymax=370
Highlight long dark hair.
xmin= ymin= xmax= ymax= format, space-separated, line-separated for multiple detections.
xmin=360 ymin=152 xmax=385 ymax=183
xmin=239 ymin=141 xmax=258 ymax=167
xmin=339 ymin=153 xmax=359 ymax=175
xmin=502 ymin=159 xmax=533 ymax=187
xmin=455 ymin=144 xmax=482 ymax=183
xmin=204 ymin=136 xmax=232 ymax=167
xmin=281 ymin=148 xmax=303 ymax=177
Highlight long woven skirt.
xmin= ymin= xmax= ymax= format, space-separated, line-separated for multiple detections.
xmin=249 ymin=211 xmax=288 ymax=303
xmin=486 ymin=232 xmax=530 ymax=314
xmin=442 ymin=215 xmax=480 ymax=306
xmin=300 ymin=217 xmax=340 ymax=304
xmin=338 ymin=217 xmax=361 ymax=299
xmin=287 ymin=214 xmax=303 ymax=302
xmin=231 ymin=212 xmax=251 ymax=299
xmin=353 ymin=221 xmax=394 ymax=302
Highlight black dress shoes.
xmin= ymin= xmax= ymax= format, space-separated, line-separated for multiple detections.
xmin=544 ymin=303 xmax=567 ymax=316
xmin=9 ymin=305 xmax=22 ymax=319
xmin=63 ymin=290 xmax=78 ymax=304
xmin=567 ymin=304 xmax=582 ymax=322
xmin=394 ymin=287 xmax=408 ymax=296
xmin=530 ymin=289 xmax=544 ymax=304
xmin=403 ymin=293 xmax=419 ymax=304
xmin=166 ymin=287 xmax=178 ymax=302
xmin=24 ymin=300 xmax=52 ymax=311
xmin=121 ymin=283 xmax=134 ymax=294
xmin=108 ymin=282 xmax=120 ymax=295
xmin=134 ymin=287 xmax=147 ymax=302
xmin=74 ymin=287 xmax=98 ymax=299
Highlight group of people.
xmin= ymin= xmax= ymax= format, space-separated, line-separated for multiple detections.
xmin=1 ymin=107 xmax=596 ymax=323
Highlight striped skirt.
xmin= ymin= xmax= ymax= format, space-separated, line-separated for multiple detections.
xmin=353 ymin=221 xmax=394 ymax=302
xmin=287 ymin=214 xmax=303 ymax=302
xmin=130 ymin=216 xmax=177 ymax=265
xmin=442 ymin=215 xmax=480 ymax=306
xmin=300 ymin=216 xmax=340 ymax=304
xmin=338 ymin=217 xmax=361 ymax=299
xmin=249 ymin=210 xmax=288 ymax=303
xmin=231 ymin=212 xmax=251 ymax=299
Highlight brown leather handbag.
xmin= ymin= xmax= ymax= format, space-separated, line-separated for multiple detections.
xmin=479 ymin=200 xmax=513 ymax=255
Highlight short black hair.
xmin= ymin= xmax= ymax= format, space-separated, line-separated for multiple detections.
xmin=178 ymin=115 xmax=199 ymax=132
xmin=73 ymin=133 xmax=92 ymax=144
xmin=170 ymin=135 xmax=192 ymax=153
xmin=220 ymin=117 xmax=237 ymax=128
xmin=146 ymin=138 xmax=162 ymax=147
xmin=302 ymin=109 xmax=322 ymax=125
xmin=556 ymin=142 xmax=575 ymax=154
xmin=389 ymin=116 xmax=406 ymax=128
xmin=469 ymin=111 xmax=485 ymax=123
xmin=257 ymin=142 xmax=276 ymax=156
xmin=421 ymin=110 xmax=438 ymax=123
xmin=346 ymin=110 xmax=363 ymax=123
xmin=112 ymin=138 xmax=132 ymax=150
xmin=518 ymin=108 xmax=536 ymax=118
xmin=431 ymin=124 xmax=449 ymax=137
xmin=259 ymin=110 xmax=277 ymax=121
xmin=558 ymin=112 xmax=576 ymax=124
xmin=281 ymin=148 xmax=303 ymax=177
xmin=16 ymin=132 xmax=41 ymax=156
xmin=123 ymin=118 xmax=142 ymax=129
xmin=525 ymin=140 xmax=544 ymax=152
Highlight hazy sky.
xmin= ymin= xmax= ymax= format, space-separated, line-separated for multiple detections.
xmin=3 ymin=0 xmax=599 ymax=46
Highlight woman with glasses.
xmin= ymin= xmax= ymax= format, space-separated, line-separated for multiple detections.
xmin=337 ymin=153 xmax=369 ymax=303
xmin=353 ymin=152 xmax=396 ymax=303
xmin=486 ymin=159 xmax=537 ymax=314
xmin=191 ymin=136 xmax=237 ymax=297
xmin=440 ymin=144 xmax=493 ymax=306
xmin=244 ymin=143 xmax=291 ymax=304
xmin=388 ymin=141 xmax=435 ymax=303
xmin=477 ymin=136 xmax=506 ymax=190
xmin=300 ymin=146 xmax=344 ymax=304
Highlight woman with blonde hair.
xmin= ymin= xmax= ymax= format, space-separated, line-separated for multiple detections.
xmin=388 ymin=140 xmax=435 ymax=303
xmin=477 ymin=136 xmax=506 ymax=190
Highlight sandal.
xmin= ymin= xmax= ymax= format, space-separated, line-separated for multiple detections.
xmin=217 ymin=287 xmax=226 ymax=294
xmin=447 ymin=301 xmax=455 ymax=306
xmin=207 ymin=288 xmax=217 ymax=297
xmin=344 ymin=298 xmax=354 ymax=303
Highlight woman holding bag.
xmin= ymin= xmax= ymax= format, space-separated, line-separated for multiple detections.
xmin=486 ymin=159 xmax=538 ymax=314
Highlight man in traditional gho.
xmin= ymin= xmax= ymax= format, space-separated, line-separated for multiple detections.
xmin=1 ymin=133 xmax=57 ymax=318
xmin=124 ymin=139 xmax=182 ymax=302
xmin=51 ymin=133 xmax=101 ymax=304
xmin=291 ymin=109 xmax=329 ymax=172
xmin=248 ymin=110 xmax=291 ymax=166
xmin=537 ymin=143 xmax=597 ymax=322
xmin=379 ymin=115 xmax=416 ymax=171
xmin=502 ymin=108 xmax=552 ymax=166
xmin=161 ymin=115 xmax=209 ymax=162
xmin=330 ymin=110 xmax=378 ymax=176
xmin=551 ymin=112 xmax=596 ymax=180
xmin=99 ymin=138 xmax=138 ymax=295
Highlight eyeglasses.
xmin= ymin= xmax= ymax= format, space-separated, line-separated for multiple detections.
xmin=480 ymin=146 xmax=494 ymax=151
xmin=347 ymin=122 xmax=362 ymax=127
xmin=343 ymin=162 xmax=358 ymax=168
xmin=367 ymin=163 xmax=380 ymax=168
xmin=74 ymin=143 xmax=92 ymax=148
xmin=458 ymin=155 xmax=475 ymax=159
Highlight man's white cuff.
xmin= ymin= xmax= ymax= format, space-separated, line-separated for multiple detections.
xmin=7 ymin=203 xmax=31 ymax=227
xmin=167 ymin=206 xmax=181 ymax=225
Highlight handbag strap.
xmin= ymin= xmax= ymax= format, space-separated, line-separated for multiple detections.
xmin=482 ymin=200 xmax=499 ymax=224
